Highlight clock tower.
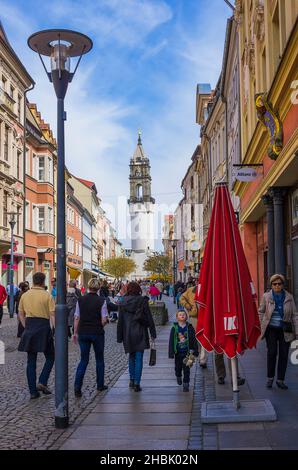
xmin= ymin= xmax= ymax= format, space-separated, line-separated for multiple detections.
xmin=128 ymin=132 xmax=155 ymax=278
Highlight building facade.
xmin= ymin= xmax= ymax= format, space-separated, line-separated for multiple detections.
xmin=234 ymin=0 xmax=298 ymax=302
xmin=24 ymin=104 xmax=56 ymax=288
xmin=0 ymin=22 xmax=34 ymax=286
xmin=66 ymin=181 xmax=83 ymax=285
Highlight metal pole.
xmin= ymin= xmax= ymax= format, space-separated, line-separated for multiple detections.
xmin=231 ymin=356 xmax=240 ymax=410
xmin=172 ymin=245 xmax=176 ymax=304
xmin=55 ymin=96 xmax=69 ymax=429
xmin=9 ymin=219 xmax=16 ymax=317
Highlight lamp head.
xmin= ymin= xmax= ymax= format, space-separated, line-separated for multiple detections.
xmin=28 ymin=29 xmax=93 ymax=98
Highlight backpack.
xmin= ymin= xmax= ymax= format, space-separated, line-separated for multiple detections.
xmin=66 ymin=292 xmax=78 ymax=315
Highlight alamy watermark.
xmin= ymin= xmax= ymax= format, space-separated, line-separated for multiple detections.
xmin=290 ymin=340 xmax=298 ymax=366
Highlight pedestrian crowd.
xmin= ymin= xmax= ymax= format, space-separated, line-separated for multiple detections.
xmin=0 ymin=271 xmax=297 ymax=400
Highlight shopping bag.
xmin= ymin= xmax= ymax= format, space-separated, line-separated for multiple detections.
xmin=149 ymin=341 xmax=156 ymax=366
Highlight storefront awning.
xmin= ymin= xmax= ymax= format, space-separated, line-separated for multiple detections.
xmin=67 ymin=265 xmax=82 ymax=279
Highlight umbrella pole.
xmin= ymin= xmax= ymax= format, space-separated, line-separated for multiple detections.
xmin=231 ymin=357 xmax=240 ymax=410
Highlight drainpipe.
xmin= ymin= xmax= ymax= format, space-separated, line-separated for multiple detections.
xmin=23 ymin=84 xmax=35 ymax=280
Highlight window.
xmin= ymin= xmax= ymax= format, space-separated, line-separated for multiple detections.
xmin=4 ymin=125 xmax=9 ymax=161
xmin=17 ymin=150 xmax=21 ymax=180
xmin=48 ymin=207 xmax=53 ymax=234
xmin=9 ymin=84 xmax=14 ymax=99
xmin=32 ymin=154 xmax=37 ymax=179
xmin=25 ymin=148 xmax=30 ymax=175
xmin=3 ymin=191 xmax=8 ymax=227
xmin=17 ymin=94 xmax=22 ymax=121
xmin=1 ymin=75 xmax=7 ymax=91
xmin=38 ymin=207 xmax=45 ymax=232
xmin=48 ymin=157 xmax=53 ymax=184
xmin=16 ymin=206 xmax=21 ymax=235
xmin=25 ymin=201 xmax=30 ymax=230
xmin=38 ymin=156 xmax=45 ymax=181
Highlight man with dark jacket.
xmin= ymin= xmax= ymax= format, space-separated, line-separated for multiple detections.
xmin=73 ymin=278 xmax=112 ymax=397
xmin=117 ymin=282 xmax=156 ymax=392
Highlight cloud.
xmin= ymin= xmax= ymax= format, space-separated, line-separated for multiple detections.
xmin=44 ymin=0 xmax=173 ymax=48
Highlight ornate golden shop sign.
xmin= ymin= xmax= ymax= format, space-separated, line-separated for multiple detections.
xmin=255 ymin=93 xmax=283 ymax=160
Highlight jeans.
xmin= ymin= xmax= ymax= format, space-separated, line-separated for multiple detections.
xmin=75 ymin=334 xmax=105 ymax=390
xmin=151 ymin=295 xmax=158 ymax=302
xmin=265 ymin=327 xmax=290 ymax=381
xmin=175 ymin=352 xmax=190 ymax=384
xmin=129 ymin=351 xmax=144 ymax=385
xmin=0 ymin=305 xmax=3 ymax=324
xmin=27 ymin=351 xmax=55 ymax=395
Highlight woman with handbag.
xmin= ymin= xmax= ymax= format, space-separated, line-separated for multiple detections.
xmin=259 ymin=273 xmax=298 ymax=389
xmin=117 ymin=282 xmax=156 ymax=392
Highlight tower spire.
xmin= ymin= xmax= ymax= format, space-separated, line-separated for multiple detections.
xmin=138 ymin=129 xmax=142 ymax=145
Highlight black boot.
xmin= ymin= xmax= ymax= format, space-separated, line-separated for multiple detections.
xmin=176 ymin=376 xmax=182 ymax=385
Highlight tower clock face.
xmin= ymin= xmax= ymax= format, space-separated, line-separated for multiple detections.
xmin=135 ymin=169 xmax=141 ymax=177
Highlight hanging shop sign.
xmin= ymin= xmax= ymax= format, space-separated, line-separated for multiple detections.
xmin=255 ymin=93 xmax=283 ymax=160
xmin=233 ymin=167 xmax=259 ymax=182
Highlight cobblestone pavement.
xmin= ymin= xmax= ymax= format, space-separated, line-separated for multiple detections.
xmin=0 ymin=314 xmax=128 ymax=450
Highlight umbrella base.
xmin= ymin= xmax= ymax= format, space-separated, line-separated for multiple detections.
xmin=201 ymin=399 xmax=276 ymax=423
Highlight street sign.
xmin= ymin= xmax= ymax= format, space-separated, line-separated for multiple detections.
xmin=233 ymin=167 xmax=259 ymax=182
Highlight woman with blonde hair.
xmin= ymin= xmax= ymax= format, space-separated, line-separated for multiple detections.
xmin=259 ymin=274 xmax=298 ymax=389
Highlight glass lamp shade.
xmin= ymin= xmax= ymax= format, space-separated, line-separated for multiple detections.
xmin=50 ymin=44 xmax=71 ymax=72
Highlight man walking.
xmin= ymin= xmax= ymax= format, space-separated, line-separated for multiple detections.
xmin=0 ymin=282 xmax=7 ymax=328
xmin=18 ymin=272 xmax=55 ymax=399
xmin=73 ymin=278 xmax=109 ymax=397
xmin=6 ymin=282 xmax=19 ymax=315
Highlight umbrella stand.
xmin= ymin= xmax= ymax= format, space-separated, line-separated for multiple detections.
xmin=231 ymin=357 xmax=240 ymax=410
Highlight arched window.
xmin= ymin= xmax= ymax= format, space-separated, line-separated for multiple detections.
xmin=137 ymin=184 xmax=143 ymax=199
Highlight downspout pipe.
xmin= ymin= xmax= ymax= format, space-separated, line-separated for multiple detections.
xmin=23 ymin=84 xmax=35 ymax=280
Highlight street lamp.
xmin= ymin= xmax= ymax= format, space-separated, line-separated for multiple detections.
xmin=171 ymin=239 xmax=178 ymax=303
xmin=7 ymin=213 xmax=17 ymax=318
xmin=28 ymin=29 xmax=93 ymax=429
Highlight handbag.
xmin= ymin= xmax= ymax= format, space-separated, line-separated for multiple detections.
xmin=282 ymin=321 xmax=293 ymax=333
xmin=149 ymin=340 xmax=156 ymax=366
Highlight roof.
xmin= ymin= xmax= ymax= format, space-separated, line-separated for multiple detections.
xmin=132 ymin=132 xmax=148 ymax=161
xmin=0 ymin=20 xmax=34 ymax=86
xmin=77 ymin=178 xmax=97 ymax=191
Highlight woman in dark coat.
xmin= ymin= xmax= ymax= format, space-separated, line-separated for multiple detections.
xmin=117 ymin=282 xmax=156 ymax=392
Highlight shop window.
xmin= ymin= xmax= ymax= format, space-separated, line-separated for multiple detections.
xmin=292 ymin=189 xmax=298 ymax=226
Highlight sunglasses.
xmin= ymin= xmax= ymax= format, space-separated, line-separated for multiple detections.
xmin=272 ymin=282 xmax=283 ymax=286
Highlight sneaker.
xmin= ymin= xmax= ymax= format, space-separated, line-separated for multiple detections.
xmin=266 ymin=378 xmax=274 ymax=388
xmin=37 ymin=384 xmax=52 ymax=395
xmin=74 ymin=388 xmax=82 ymax=398
xmin=276 ymin=380 xmax=288 ymax=390
xmin=129 ymin=380 xmax=135 ymax=388
xmin=176 ymin=376 xmax=182 ymax=385
xmin=30 ymin=392 xmax=41 ymax=399
xmin=134 ymin=384 xmax=142 ymax=392
xmin=97 ymin=385 xmax=108 ymax=392
xmin=218 ymin=377 xmax=225 ymax=385
xmin=183 ymin=383 xmax=189 ymax=392
xmin=237 ymin=377 xmax=246 ymax=386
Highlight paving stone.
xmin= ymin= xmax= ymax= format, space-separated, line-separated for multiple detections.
xmin=61 ymin=438 xmax=189 ymax=450
xmin=82 ymin=412 xmax=191 ymax=426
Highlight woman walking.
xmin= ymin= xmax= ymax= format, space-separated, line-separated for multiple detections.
xmin=16 ymin=281 xmax=30 ymax=338
xmin=117 ymin=282 xmax=156 ymax=392
xmin=259 ymin=274 xmax=298 ymax=389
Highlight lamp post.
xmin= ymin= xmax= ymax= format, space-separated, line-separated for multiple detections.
xmin=7 ymin=213 xmax=17 ymax=318
xmin=171 ymin=239 xmax=178 ymax=303
xmin=28 ymin=29 xmax=93 ymax=429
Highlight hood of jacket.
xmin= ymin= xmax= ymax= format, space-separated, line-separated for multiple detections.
xmin=120 ymin=295 xmax=143 ymax=313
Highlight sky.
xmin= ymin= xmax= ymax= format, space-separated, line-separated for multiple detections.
xmin=0 ymin=0 xmax=233 ymax=249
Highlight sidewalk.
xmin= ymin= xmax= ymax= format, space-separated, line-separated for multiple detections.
xmin=198 ymin=341 xmax=298 ymax=450
xmin=59 ymin=298 xmax=197 ymax=450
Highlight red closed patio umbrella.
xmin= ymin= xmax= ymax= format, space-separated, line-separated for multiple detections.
xmin=195 ymin=183 xmax=261 ymax=407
